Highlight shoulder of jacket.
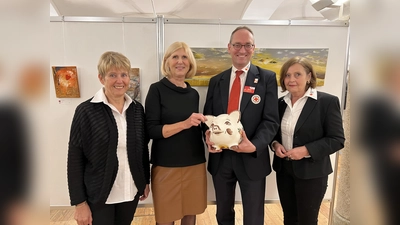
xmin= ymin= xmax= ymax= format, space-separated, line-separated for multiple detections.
xmin=252 ymin=64 xmax=275 ymax=76
xmin=132 ymin=100 xmax=144 ymax=109
xmin=211 ymin=70 xmax=228 ymax=80
xmin=75 ymin=98 xmax=95 ymax=111
xmin=317 ymin=91 xmax=337 ymax=100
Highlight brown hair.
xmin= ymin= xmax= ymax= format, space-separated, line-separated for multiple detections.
xmin=229 ymin=26 xmax=255 ymax=44
xmin=279 ymin=56 xmax=317 ymax=92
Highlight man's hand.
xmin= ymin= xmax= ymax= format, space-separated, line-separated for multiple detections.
xmin=230 ymin=130 xmax=256 ymax=153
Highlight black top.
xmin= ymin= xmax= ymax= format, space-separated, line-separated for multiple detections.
xmin=67 ymin=99 xmax=150 ymax=205
xmin=145 ymin=77 xmax=206 ymax=167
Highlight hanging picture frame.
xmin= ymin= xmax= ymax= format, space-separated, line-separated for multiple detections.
xmin=52 ymin=66 xmax=80 ymax=98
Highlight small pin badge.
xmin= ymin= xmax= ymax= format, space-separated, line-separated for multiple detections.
xmin=254 ymin=78 xmax=258 ymax=84
xmin=251 ymin=94 xmax=261 ymax=104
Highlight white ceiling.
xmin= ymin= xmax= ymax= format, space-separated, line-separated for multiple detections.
xmin=50 ymin=0 xmax=349 ymax=21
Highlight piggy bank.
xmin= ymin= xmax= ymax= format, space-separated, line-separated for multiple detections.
xmin=205 ymin=110 xmax=243 ymax=150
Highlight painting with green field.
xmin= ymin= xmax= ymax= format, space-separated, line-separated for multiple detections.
xmin=188 ymin=48 xmax=329 ymax=87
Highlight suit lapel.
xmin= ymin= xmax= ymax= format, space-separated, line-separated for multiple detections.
xmin=219 ymin=69 xmax=231 ymax=113
xmin=294 ymin=98 xmax=317 ymax=132
xmin=240 ymin=65 xmax=259 ymax=113
xmin=279 ymin=98 xmax=287 ymax=120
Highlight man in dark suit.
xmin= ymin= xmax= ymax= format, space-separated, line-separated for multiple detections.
xmin=203 ymin=26 xmax=279 ymax=225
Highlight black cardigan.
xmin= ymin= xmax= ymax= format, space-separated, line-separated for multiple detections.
xmin=67 ymin=98 xmax=150 ymax=205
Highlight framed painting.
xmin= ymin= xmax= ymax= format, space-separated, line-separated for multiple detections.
xmin=188 ymin=48 xmax=329 ymax=86
xmin=52 ymin=66 xmax=80 ymax=98
xmin=126 ymin=68 xmax=141 ymax=102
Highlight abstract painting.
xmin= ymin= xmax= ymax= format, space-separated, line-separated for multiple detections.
xmin=126 ymin=68 xmax=140 ymax=102
xmin=188 ymin=48 xmax=329 ymax=86
xmin=52 ymin=66 xmax=80 ymax=98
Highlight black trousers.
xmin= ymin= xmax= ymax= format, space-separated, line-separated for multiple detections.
xmin=88 ymin=193 xmax=140 ymax=225
xmin=276 ymin=161 xmax=328 ymax=225
xmin=212 ymin=150 xmax=266 ymax=225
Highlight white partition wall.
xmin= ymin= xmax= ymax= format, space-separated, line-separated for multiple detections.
xmin=50 ymin=17 xmax=349 ymax=206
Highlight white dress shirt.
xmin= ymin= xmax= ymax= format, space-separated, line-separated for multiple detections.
xmin=281 ymin=88 xmax=317 ymax=157
xmin=229 ymin=63 xmax=251 ymax=111
xmin=91 ymin=88 xmax=138 ymax=204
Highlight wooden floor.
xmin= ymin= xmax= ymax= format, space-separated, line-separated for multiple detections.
xmin=50 ymin=202 xmax=330 ymax=225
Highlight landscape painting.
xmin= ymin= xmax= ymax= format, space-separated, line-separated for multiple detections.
xmin=52 ymin=66 xmax=80 ymax=98
xmin=188 ymin=48 xmax=329 ymax=86
xmin=127 ymin=68 xmax=141 ymax=102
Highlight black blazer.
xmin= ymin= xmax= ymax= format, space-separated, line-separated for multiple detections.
xmin=272 ymin=91 xmax=345 ymax=179
xmin=203 ymin=64 xmax=279 ymax=180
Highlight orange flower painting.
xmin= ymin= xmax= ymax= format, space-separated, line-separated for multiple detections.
xmin=52 ymin=66 xmax=80 ymax=98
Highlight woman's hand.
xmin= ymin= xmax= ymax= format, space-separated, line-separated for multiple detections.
xmin=183 ymin=113 xmax=206 ymax=129
xmin=273 ymin=142 xmax=288 ymax=158
xmin=284 ymin=146 xmax=310 ymax=160
xmin=162 ymin=113 xmax=206 ymax=138
xmin=140 ymin=184 xmax=150 ymax=201
xmin=205 ymin=130 xmax=222 ymax=153
xmin=74 ymin=202 xmax=92 ymax=225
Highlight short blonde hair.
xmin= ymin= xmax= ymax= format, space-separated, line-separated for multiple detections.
xmin=161 ymin=42 xmax=197 ymax=78
xmin=279 ymin=56 xmax=317 ymax=92
xmin=97 ymin=51 xmax=131 ymax=78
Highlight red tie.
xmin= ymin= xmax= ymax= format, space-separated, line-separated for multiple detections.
xmin=227 ymin=70 xmax=243 ymax=114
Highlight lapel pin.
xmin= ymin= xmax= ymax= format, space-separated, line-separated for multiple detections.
xmin=254 ymin=78 xmax=258 ymax=84
xmin=251 ymin=94 xmax=261 ymax=104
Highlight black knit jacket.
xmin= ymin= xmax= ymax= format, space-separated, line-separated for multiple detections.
xmin=67 ymin=98 xmax=150 ymax=206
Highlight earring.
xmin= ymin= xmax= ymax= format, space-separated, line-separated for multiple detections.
xmin=307 ymin=80 xmax=310 ymax=84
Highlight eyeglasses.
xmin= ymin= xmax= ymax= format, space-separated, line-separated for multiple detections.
xmin=231 ymin=43 xmax=254 ymax=50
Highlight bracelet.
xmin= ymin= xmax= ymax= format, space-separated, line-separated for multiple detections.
xmin=75 ymin=201 xmax=87 ymax=208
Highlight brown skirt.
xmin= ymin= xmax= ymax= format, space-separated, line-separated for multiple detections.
xmin=151 ymin=163 xmax=207 ymax=223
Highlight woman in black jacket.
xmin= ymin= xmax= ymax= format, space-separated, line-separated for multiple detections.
xmin=67 ymin=51 xmax=150 ymax=225
xmin=271 ymin=57 xmax=345 ymax=225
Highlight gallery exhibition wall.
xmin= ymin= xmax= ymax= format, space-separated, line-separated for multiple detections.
xmin=50 ymin=17 xmax=349 ymax=206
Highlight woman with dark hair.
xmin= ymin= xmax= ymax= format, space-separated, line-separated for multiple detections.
xmin=271 ymin=56 xmax=345 ymax=225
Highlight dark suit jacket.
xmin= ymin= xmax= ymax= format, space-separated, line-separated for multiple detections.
xmin=272 ymin=91 xmax=345 ymax=179
xmin=203 ymin=64 xmax=279 ymax=180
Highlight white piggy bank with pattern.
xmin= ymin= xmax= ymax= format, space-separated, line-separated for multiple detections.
xmin=205 ymin=110 xmax=243 ymax=150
